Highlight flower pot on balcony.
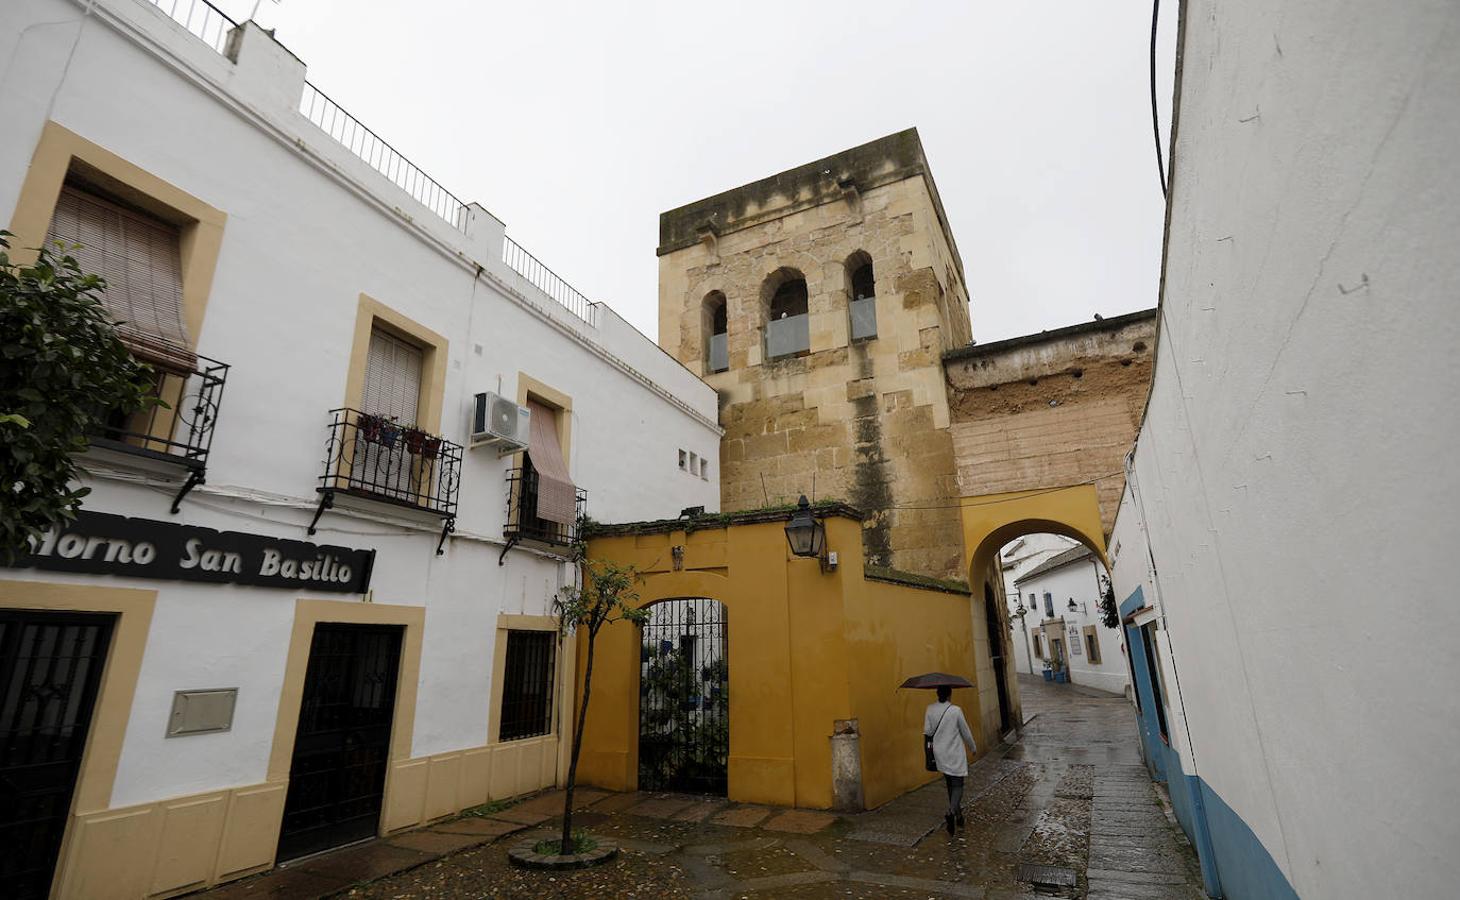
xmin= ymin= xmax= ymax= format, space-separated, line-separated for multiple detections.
xmin=404 ymin=428 xmax=427 ymax=455
xmin=358 ymin=413 xmax=385 ymax=444
xmin=378 ymin=423 xmax=400 ymax=448
xmin=420 ymin=436 xmax=442 ymax=460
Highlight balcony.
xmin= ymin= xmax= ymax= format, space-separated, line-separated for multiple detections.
xmin=86 ymin=355 xmax=230 ymax=513
xmin=504 ymin=466 xmax=586 ymax=553
xmin=311 ymin=409 xmax=463 ymax=554
xmin=765 ymin=313 xmax=810 ymax=360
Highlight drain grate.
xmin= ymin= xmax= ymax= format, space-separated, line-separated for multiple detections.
xmin=1017 ymin=863 xmax=1078 ymax=892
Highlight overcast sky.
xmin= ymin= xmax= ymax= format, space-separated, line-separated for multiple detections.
xmin=222 ymin=1 xmax=1176 ymax=344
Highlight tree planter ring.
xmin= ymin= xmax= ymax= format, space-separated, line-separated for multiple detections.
xmin=508 ymin=841 xmax=619 ymax=871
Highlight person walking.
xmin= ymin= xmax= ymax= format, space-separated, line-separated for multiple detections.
xmin=925 ymin=684 xmax=977 ymax=835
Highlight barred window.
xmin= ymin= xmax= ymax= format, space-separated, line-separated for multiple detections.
xmin=498 ymin=631 xmax=556 ymax=741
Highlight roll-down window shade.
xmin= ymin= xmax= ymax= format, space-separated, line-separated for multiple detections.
xmin=45 ymin=184 xmax=195 ymax=373
xmin=362 ymin=329 xmax=423 ymax=425
xmin=526 ymin=400 xmax=576 ymax=525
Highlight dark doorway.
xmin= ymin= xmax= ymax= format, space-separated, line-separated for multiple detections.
xmin=0 ymin=610 xmax=114 ymax=900
xmin=277 ymin=623 xmax=402 ymax=862
xmin=638 ymin=599 xmax=728 ymax=795
xmin=984 ymin=584 xmax=1012 ymax=735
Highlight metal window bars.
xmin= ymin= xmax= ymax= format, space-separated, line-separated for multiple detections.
xmin=89 ymin=355 xmax=230 ymax=513
xmin=503 ymin=464 xmax=586 ymax=551
xmin=310 ymin=408 xmax=463 ymax=554
xmin=498 ymin=631 xmax=556 ymax=742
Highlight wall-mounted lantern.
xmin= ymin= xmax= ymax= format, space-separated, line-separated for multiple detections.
xmin=785 ymin=495 xmax=835 ymax=572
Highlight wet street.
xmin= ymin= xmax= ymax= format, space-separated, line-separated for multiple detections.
xmin=208 ymin=676 xmax=1204 ymax=900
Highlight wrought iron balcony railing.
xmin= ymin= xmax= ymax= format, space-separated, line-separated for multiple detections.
xmin=503 ymin=466 xmax=586 ymax=558
xmin=310 ymin=408 xmax=463 ymax=554
xmin=88 ymin=354 xmax=229 ymax=513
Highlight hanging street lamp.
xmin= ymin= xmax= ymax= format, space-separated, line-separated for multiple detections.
xmin=784 ymin=495 xmax=835 ymax=572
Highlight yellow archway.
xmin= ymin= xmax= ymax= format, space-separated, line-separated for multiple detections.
xmin=957 ymin=484 xmax=1109 ymax=744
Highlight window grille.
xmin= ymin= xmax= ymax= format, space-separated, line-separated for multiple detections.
xmin=498 ymin=631 xmax=556 ymax=741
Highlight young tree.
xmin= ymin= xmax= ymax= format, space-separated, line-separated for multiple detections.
xmin=0 ymin=232 xmax=156 ymax=564
xmin=553 ymin=555 xmax=648 ymax=855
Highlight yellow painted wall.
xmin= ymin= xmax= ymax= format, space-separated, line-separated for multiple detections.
xmin=581 ymin=511 xmax=985 ymax=810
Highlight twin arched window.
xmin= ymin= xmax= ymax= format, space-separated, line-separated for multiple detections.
xmin=701 ymin=254 xmax=877 ymax=370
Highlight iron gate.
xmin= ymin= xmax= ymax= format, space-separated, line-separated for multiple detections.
xmin=277 ymin=623 xmax=402 ymax=862
xmin=638 ymin=598 xmax=728 ymax=795
xmin=0 ymin=610 xmax=114 ymax=900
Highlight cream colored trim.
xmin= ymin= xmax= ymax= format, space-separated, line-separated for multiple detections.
xmin=487 ymin=613 xmax=559 ymax=748
xmin=266 ymin=599 xmax=424 ymax=783
xmin=0 ymin=579 xmax=155 ymax=900
xmin=343 ymin=294 xmax=450 ymax=434
xmin=514 ymin=372 xmax=573 ymax=465
xmin=7 ymin=121 xmax=225 ymax=349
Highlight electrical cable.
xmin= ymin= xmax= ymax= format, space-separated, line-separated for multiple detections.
xmin=1150 ymin=0 xmax=1168 ymax=197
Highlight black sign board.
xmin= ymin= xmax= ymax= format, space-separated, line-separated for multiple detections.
xmin=12 ymin=511 xmax=375 ymax=594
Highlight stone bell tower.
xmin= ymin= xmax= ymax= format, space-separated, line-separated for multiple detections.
xmin=656 ymin=129 xmax=973 ymax=581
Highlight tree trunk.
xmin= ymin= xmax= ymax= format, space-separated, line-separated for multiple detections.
xmin=560 ymin=626 xmax=598 ymax=854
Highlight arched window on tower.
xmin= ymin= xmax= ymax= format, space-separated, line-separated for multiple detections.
xmin=703 ymin=291 xmax=729 ymax=373
xmin=847 ymin=252 xmax=877 ymax=341
xmin=763 ymin=269 xmax=809 ymax=360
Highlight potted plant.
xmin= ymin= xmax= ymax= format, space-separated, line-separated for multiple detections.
xmin=378 ymin=421 xmax=400 ymax=449
xmin=420 ymin=435 xmax=442 ymax=460
xmin=1042 ymin=660 xmax=1054 ymax=682
xmin=404 ymin=427 xmax=427 ymax=455
xmin=358 ymin=412 xmax=385 ymax=443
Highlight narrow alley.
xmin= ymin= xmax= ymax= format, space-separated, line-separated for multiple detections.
xmin=205 ymin=676 xmax=1202 ymax=900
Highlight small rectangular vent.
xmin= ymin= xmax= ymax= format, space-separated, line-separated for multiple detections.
xmin=1017 ymin=863 xmax=1078 ymax=892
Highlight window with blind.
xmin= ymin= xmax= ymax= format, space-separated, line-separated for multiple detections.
xmin=363 ymin=328 xmax=424 ymax=425
xmin=498 ymin=631 xmax=556 ymax=741
xmin=45 ymin=182 xmax=196 ymax=373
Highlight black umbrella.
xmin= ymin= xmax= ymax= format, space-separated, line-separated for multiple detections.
xmin=898 ymin=672 xmax=974 ymax=689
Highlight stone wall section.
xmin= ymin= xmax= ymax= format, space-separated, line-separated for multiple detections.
xmin=658 ymin=172 xmax=971 ymax=581
xmin=944 ymin=313 xmax=1157 ymax=537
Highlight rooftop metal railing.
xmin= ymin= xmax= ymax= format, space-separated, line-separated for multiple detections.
xmin=502 ymin=236 xmax=598 ymax=326
xmin=299 ymin=81 xmax=470 ymax=231
xmin=139 ymin=0 xmax=600 ymax=328
xmin=143 ymin=0 xmax=237 ymax=55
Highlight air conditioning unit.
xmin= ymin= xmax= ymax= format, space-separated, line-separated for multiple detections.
xmin=470 ymin=392 xmax=530 ymax=455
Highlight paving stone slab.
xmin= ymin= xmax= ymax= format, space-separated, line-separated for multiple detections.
xmin=198 ymin=867 xmax=343 ymax=900
xmin=589 ymin=790 xmax=645 ymax=813
xmin=670 ymin=798 xmax=725 ymax=822
xmin=428 ymin=816 xmax=524 ymax=838
xmin=763 ymin=809 xmax=838 ymax=834
xmin=1088 ymin=879 xmax=1203 ymax=899
xmin=848 ymin=869 xmax=986 ymax=898
xmin=1089 ymin=848 xmax=1193 ymax=875
xmin=709 ymin=804 xmax=773 ymax=828
xmin=384 ymin=829 xmax=486 ymax=856
xmin=626 ymin=796 xmax=694 ymax=819
xmin=290 ymin=842 xmax=431 ymax=884
xmin=780 ymin=837 xmax=851 ymax=874
xmin=485 ymin=807 xmax=551 ymax=826
xmin=1087 ymin=867 xmax=1194 ymax=885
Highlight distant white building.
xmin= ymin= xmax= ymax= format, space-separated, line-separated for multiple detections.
xmin=0 ymin=1 xmax=719 ymax=897
xmin=998 ymin=533 xmax=1078 ymax=674
xmin=1014 ymin=545 xmax=1127 ymax=696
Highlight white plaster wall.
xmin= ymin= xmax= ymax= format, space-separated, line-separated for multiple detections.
xmin=1015 ymin=556 xmax=1128 ymax=695
xmin=1112 ymin=1 xmax=1460 ymax=895
xmin=0 ymin=0 xmax=720 ymax=807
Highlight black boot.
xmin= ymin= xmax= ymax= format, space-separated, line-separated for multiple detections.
xmin=956 ymin=810 xmax=966 ymax=828
xmin=945 ymin=813 xmax=956 ymax=835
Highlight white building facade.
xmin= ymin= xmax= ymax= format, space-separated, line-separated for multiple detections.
xmin=0 ymin=1 xmax=719 ymax=897
xmin=1109 ymin=1 xmax=1460 ymax=898
xmin=998 ymin=533 xmax=1078 ymax=676
xmin=1012 ymin=546 xmax=1127 ymax=696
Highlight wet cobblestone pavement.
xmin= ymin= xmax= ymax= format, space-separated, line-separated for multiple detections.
xmin=203 ymin=677 xmax=1205 ymax=899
